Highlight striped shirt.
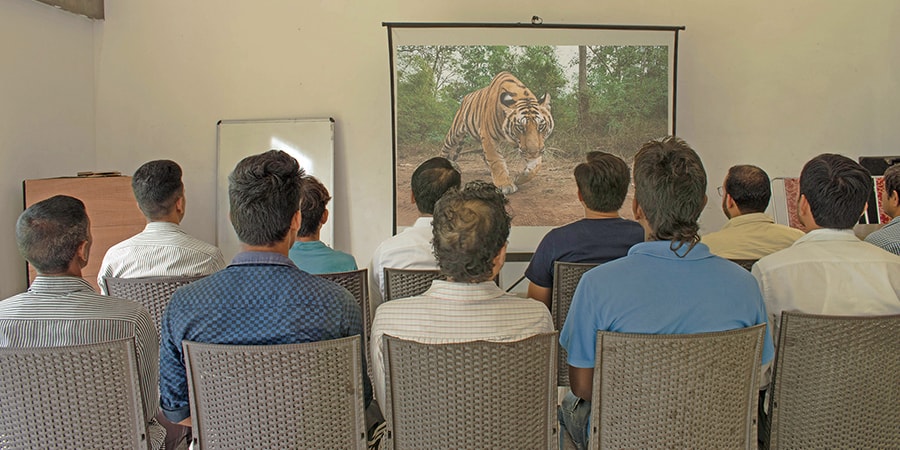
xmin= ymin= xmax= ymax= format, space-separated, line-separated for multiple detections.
xmin=370 ymin=280 xmax=553 ymax=407
xmin=865 ymin=216 xmax=900 ymax=256
xmin=98 ymin=221 xmax=226 ymax=294
xmin=0 ymin=276 xmax=165 ymax=449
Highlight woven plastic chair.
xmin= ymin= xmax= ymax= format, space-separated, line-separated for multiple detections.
xmin=552 ymin=261 xmax=598 ymax=386
xmin=728 ymin=259 xmax=758 ymax=271
xmin=382 ymin=267 xmax=442 ymax=301
xmin=765 ymin=312 xmax=900 ymax=449
xmin=589 ymin=324 xmax=766 ymax=449
xmin=381 ymin=332 xmax=559 ymax=450
xmin=0 ymin=337 xmax=150 ymax=449
xmin=315 ymin=268 xmax=373 ymax=381
xmin=106 ymin=275 xmax=204 ymax=338
xmin=183 ymin=335 xmax=367 ymax=450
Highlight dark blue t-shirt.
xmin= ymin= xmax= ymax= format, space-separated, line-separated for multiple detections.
xmin=525 ymin=218 xmax=644 ymax=288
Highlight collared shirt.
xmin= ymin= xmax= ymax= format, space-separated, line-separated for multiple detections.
xmin=370 ymin=280 xmax=553 ymax=407
xmin=98 ymin=222 xmax=226 ymax=294
xmin=701 ymin=213 xmax=805 ymax=260
xmin=561 ymin=241 xmax=774 ymax=371
xmin=525 ymin=218 xmax=644 ymax=288
xmin=288 ymin=240 xmax=358 ymax=274
xmin=0 ymin=276 xmax=165 ymax=449
xmin=159 ymin=251 xmax=368 ymax=423
xmin=865 ymin=216 xmax=900 ymax=256
xmin=368 ymin=217 xmax=437 ymax=310
xmin=753 ymin=228 xmax=900 ymax=345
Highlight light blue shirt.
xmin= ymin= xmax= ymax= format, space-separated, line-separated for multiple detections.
xmin=288 ymin=240 xmax=357 ymax=274
xmin=560 ymin=240 xmax=775 ymax=369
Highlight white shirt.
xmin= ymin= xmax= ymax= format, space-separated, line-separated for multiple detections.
xmin=753 ymin=228 xmax=900 ymax=343
xmin=98 ymin=222 xmax=226 ymax=294
xmin=370 ymin=280 xmax=553 ymax=407
xmin=368 ymin=217 xmax=438 ymax=310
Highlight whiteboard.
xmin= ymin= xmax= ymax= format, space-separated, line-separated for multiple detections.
xmin=216 ymin=118 xmax=334 ymax=263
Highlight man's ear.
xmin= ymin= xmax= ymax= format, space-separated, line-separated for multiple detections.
xmin=410 ymin=191 xmax=416 ymax=205
xmin=175 ymin=195 xmax=186 ymax=214
xmin=321 ymin=208 xmax=329 ymax=225
xmin=76 ymin=239 xmax=90 ymax=267
xmin=700 ymin=193 xmax=708 ymax=210
xmin=576 ymin=189 xmax=584 ymax=203
xmin=632 ymin=197 xmax=644 ymax=221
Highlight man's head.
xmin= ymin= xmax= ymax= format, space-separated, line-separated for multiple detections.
xmin=882 ymin=163 xmax=900 ymax=219
xmin=632 ymin=136 xmax=707 ymax=247
xmin=229 ymin=150 xmax=304 ymax=246
xmin=798 ymin=153 xmax=872 ymax=230
xmin=574 ymin=151 xmax=630 ymax=213
xmin=16 ymin=195 xmax=91 ymax=275
xmin=432 ymin=180 xmax=511 ymax=283
xmin=411 ymin=157 xmax=461 ymax=215
xmin=132 ymin=160 xmax=185 ymax=222
xmin=298 ymin=175 xmax=331 ymax=238
xmin=721 ymin=165 xmax=771 ymax=218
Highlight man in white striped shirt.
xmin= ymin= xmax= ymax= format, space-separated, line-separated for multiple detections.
xmin=98 ymin=160 xmax=225 ymax=294
xmin=0 ymin=195 xmax=165 ymax=449
xmin=370 ymin=181 xmax=553 ymax=408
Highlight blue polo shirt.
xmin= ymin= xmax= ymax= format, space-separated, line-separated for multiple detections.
xmin=288 ymin=240 xmax=358 ymax=274
xmin=159 ymin=251 xmax=368 ymax=422
xmin=560 ymin=241 xmax=774 ymax=369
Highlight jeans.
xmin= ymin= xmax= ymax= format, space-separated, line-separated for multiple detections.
xmin=558 ymin=390 xmax=591 ymax=450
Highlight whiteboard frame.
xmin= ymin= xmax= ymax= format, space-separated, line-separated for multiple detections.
xmin=216 ymin=118 xmax=335 ymax=263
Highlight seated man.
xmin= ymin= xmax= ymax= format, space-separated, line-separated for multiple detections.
xmin=370 ymin=181 xmax=553 ymax=407
xmin=369 ymin=157 xmax=460 ymax=308
xmin=702 ymin=164 xmax=804 ymax=259
xmin=525 ymin=151 xmax=644 ymax=309
xmin=159 ymin=150 xmax=372 ymax=427
xmin=288 ymin=174 xmax=357 ymax=273
xmin=0 ymin=195 xmax=165 ymax=449
xmin=754 ymin=154 xmax=900 ymax=351
xmin=865 ymin=163 xmax=900 ymax=255
xmin=559 ymin=137 xmax=775 ymax=449
xmin=99 ymin=160 xmax=225 ymax=294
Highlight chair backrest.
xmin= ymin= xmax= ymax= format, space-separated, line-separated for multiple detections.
xmin=106 ymin=275 xmax=204 ymax=337
xmin=183 ymin=335 xmax=367 ymax=450
xmin=0 ymin=337 xmax=149 ymax=449
xmin=766 ymin=312 xmax=900 ymax=449
xmin=383 ymin=267 xmax=442 ymax=301
xmin=315 ymin=268 xmax=372 ymax=381
xmin=728 ymin=259 xmax=758 ymax=271
xmin=590 ymin=324 xmax=766 ymax=450
xmin=552 ymin=261 xmax=599 ymax=386
xmin=382 ymin=333 xmax=559 ymax=450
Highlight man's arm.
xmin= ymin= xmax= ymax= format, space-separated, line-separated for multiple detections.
xmin=569 ymin=366 xmax=594 ymax=401
xmin=527 ymin=282 xmax=552 ymax=310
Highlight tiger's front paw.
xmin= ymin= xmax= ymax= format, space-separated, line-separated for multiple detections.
xmin=497 ymin=183 xmax=518 ymax=195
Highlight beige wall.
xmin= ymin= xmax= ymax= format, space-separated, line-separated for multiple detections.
xmin=3 ymin=0 xmax=899 ymax=294
xmin=0 ymin=0 xmax=96 ymax=297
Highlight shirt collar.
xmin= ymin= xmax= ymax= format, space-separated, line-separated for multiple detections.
xmin=424 ymin=280 xmax=507 ymax=301
xmin=628 ymin=240 xmax=715 ymax=261
xmin=293 ymin=240 xmax=328 ymax=249
xmin=792 ymin=228 xmax=858 ymax=245
xmin=143 ymin=221 xmax=185 ymax=233
xmin=413 ymin=217 xmax=433 ymax=228
xmin=884 ymin=216 xmax=900 ymax=228
xmin=28 ymin=276 xmax=95 ymax=294
xmin=721 ymin=212 xmax=775 ymax=229
xmin=229 ymin=251 xmax=296 ymax=267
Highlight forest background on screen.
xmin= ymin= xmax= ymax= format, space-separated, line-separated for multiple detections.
xmin=394 ymin=44 xmax=669 ymax=227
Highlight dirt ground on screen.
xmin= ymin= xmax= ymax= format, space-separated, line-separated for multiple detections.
xmin=395 ymin=150 xmax=635 ymax=228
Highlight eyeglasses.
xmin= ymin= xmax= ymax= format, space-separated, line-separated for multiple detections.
xmin=717 ymin=186 xmax=724 ymax=197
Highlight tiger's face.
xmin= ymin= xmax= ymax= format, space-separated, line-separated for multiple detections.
xmin=500 ymin=91 xmax=553 ymax=185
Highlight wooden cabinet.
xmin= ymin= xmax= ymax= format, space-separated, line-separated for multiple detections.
xmin=23 ymin=176 xmax=146 ymax=292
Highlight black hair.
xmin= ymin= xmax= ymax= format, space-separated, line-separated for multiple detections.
xmin=229 ymin=150 xmax=304 ymax=246
xmin=574 ymin=151 xmax=630 ymax=212
xmin=724 ymin=165 xmax=771 ymax=214
xmin=298 ymin=175 xmax=331 ymax=238
xmin=799 ymin=153 xmax=872 ymax=229
xmin=132 ymin=160 xmax=184 ymax=220
xmin=16 ymin=195 xmax=90 ymax=274
xmin=411 ymin=157 xmax=461 ymax=214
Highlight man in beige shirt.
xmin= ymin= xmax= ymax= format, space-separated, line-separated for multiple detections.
xmin=702 ymin=165 xmax=804 ymax=259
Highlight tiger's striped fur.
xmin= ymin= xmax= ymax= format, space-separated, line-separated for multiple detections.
xmin=441 ymin=72 xmax=553 ymax=194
